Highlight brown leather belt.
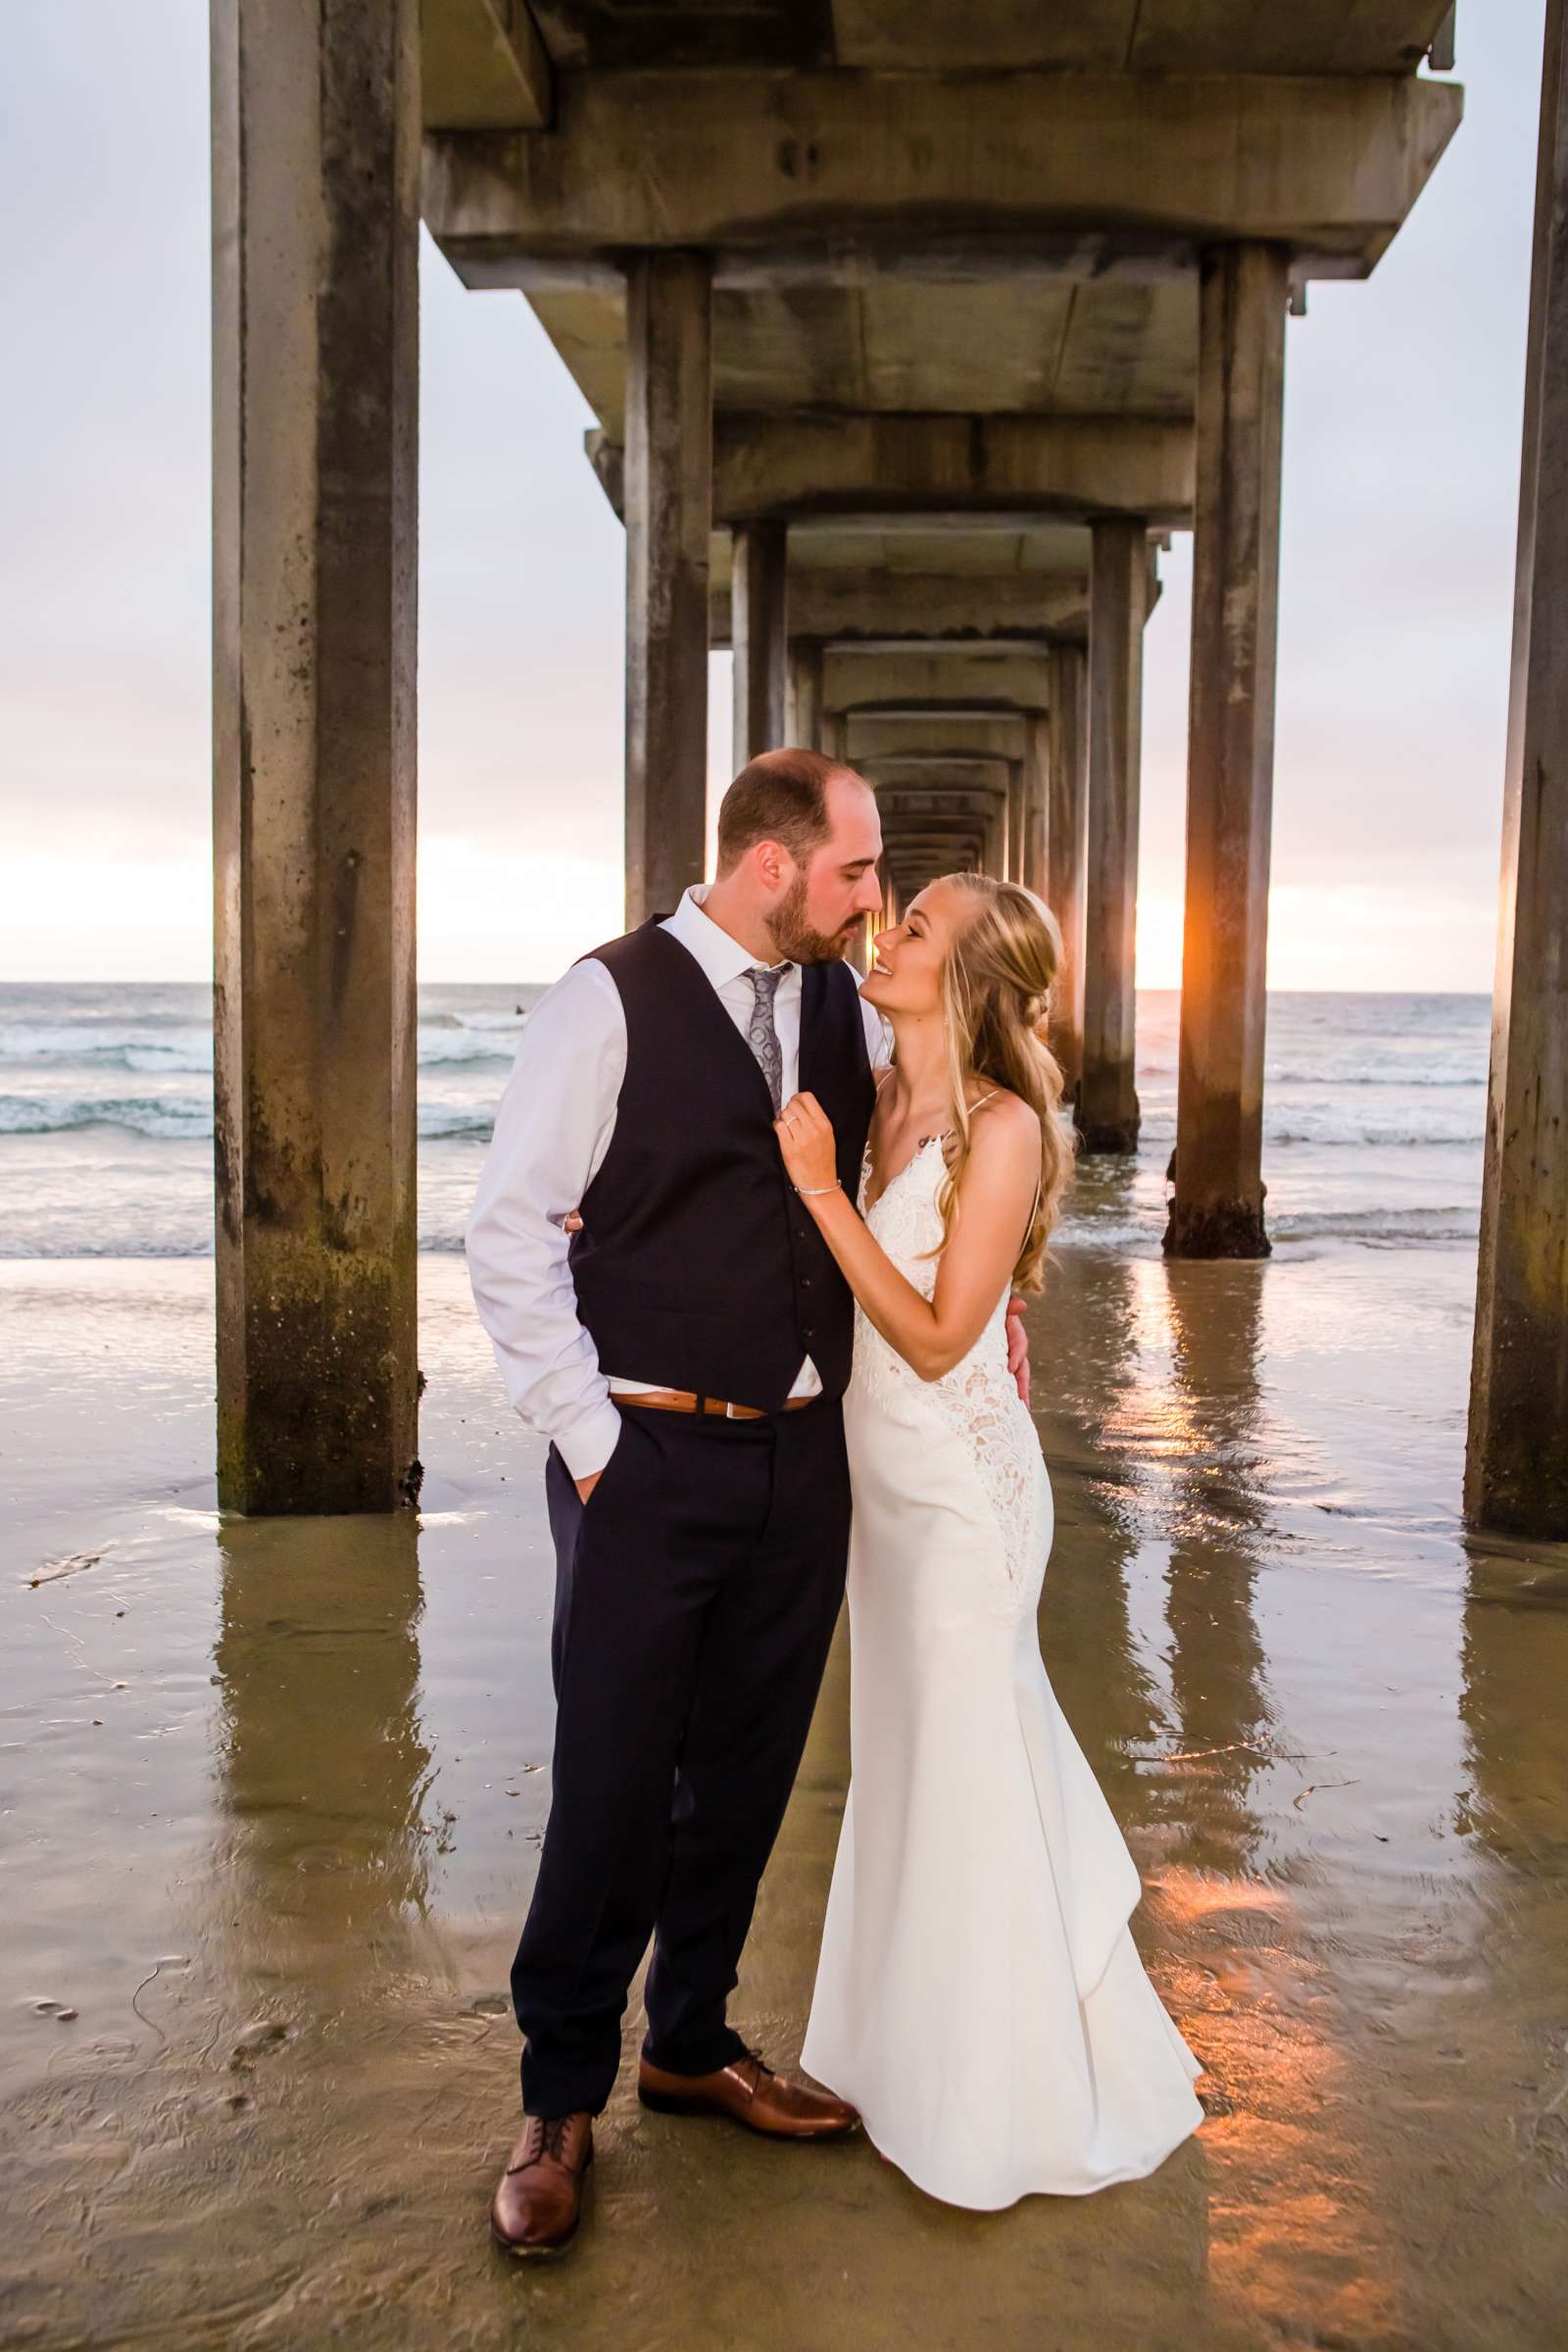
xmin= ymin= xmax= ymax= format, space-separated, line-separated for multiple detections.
xmin=613 ymin=1389 xmax=814 ymax=1420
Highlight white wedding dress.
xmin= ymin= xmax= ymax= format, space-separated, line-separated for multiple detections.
xmin=800 ymin=1131 xmax=1205 ymax=2209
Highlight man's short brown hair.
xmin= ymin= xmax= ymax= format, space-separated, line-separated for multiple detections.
xmin=715 ymin=748 xmax=858 ymax=873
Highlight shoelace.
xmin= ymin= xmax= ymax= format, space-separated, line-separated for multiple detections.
xmin=509 ymin=2114 xmax=575 ymax=2173
xmin=736 ymin=2045 xmax=777 ymax=2094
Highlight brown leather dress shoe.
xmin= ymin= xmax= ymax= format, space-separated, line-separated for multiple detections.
xmin=489 ymin=2112 xmax=594 ymax=2257
xmin=638 ymin=2047 xmax=858 ymax=2140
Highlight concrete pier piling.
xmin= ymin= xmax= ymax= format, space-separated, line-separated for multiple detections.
xmin=731 ymin=519 xmax=789 ymax=770
xmin=1165 ymin=244 xmax=1290 ymax=1259
xmin=1005 ymin=759 xmax=1028 ymax=884
xmin=1047 ymin=645 xmax=1089 ymax=1097
xmin=210 ymin=0 xmax=421 ymax=1515
xmin=1467 ymin=0 xmax=1568 ymax=1538
xmin=789 ymin=642 xmax=824 ymax=752
xmin=624 ymin=252 xmax=712 ymax=926
xmin=1020 ymin=711 xmax=1051 ymax=903
xmin=1077 ymin=517 xmax=1148 ymax=1154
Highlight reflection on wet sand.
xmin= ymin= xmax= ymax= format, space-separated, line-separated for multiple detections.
xmin=1037 ymin=1250 xmax=1168 ymax=1803
xmin=1452 ymin=1543 xmax=1568 ymax=2282
xmin=3 ymin=1249 xmax=1568 ymax=2350
xmin=210 ymin=1514 xmax=433 ymax=1988
xmin=1038 ymin=1252 xmax=1386 ymax=2346
xmin=1152 ymin=1261 xmax=1276 ymax=1878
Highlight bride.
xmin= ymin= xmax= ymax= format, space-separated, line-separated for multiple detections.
xmin=772 ymin=871 xmax=1205 ymax=2212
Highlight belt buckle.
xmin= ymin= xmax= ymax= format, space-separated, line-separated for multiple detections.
xmin=725 ymin=1399 xmax=739 ymax=1419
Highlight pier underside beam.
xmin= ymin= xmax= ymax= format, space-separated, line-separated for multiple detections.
xmin=821 ymin=646 xmax=1052 ymax=718
xmin=847 ymin=711 xmax=1028 ymax=765
xmin=211 ymin=0 xmax=421 ymax=1515
xmin=624 ymin=252 xmax=712 ymax=923
xmin=423 ymin=71 xmax=1461 ymax=284
xmin=713 ymin=571 xmax=1090 ymax=646
xmin=590 ymin=415 xmax=1195 ymax=532
xmin=1078 ymin=517 xmax=1148 ymax=1154
xmin=1467 ymin=0 xmax=1568 ymax=1538
xmin=1165 ymin=243 xmax=1290 ymax=1258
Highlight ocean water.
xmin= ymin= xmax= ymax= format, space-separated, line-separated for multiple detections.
xmin=0 ymin=980 xmax=1489 ymax=1259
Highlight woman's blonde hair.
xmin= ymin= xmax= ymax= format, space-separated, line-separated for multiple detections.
xmin=926 ymin=871 xmax=1074 ymax=1295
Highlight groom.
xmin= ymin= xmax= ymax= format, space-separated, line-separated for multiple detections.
xmin=466 ymin=750 xmax=1022 ymax=2257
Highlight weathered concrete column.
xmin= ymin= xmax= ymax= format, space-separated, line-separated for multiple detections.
xmin=1047 ymin=645 xmax=1089 ymax=1095
xmin=822 ymin=709 xmax=848 ymax=762
xmin=789 ymin=640 xmax=823 ymax=750
xmin=846 ymin=916 xmax=872 ymax=977
xmin=625 ymin=252 xmax=712 ymax=923
xmin=731 ymin=519 xmax=788 ymax=770
xmin=211 ymin=0 xmax=420 ymax=1515
xmin=1078 ymin=521 xmax=1147 ymax=1152
xmin=1021 ymin=711 xmax=1050 ymax=900
xmin=983 ymin=796 xmax=1006 ymax=879
xmin=1467 ymin=0 xmax=1568 ymax=1537
xmin=1006 ymin=759 xmax=1027 ymax=882
xmin=1164 ymin=243 xmax=1289 ymax=1256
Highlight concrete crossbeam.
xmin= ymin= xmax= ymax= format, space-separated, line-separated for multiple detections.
xmin=713 ymin=572 xmax=1090 ymax=646
xmin=875 ymin=792 xmax=1006 ymax=818
xmin=849 ymin=714 xmax=1028 ymax=762
xmin=822 ymin=648 xmax=1053 ymax=714
xmin=883 ymin=855 xmax=991 ymax=875
xmin=859 ymin=752 xmax=1015 ymax=777
xmin=590 ymin=416 xmax=1194 ymax=529
xmin=424 ymin=70 xmax=1461 ymax=281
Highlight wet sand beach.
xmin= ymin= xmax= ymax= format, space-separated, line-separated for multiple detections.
xmin=4 ymin=1239 xmax=1567 ymax=2350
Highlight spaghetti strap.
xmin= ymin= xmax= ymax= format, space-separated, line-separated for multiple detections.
xmin=929 ymin=1090 xmax=1001 ymax=1148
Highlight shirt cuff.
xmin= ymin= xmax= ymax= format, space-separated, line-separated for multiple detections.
xmin=553 ymin=1397 xmax=625 ymax=1483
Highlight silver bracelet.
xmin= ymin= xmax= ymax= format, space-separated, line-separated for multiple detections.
xmin=794 ymin=1180 xmax=842 ymax=1198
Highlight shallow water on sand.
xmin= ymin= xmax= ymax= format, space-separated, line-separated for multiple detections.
xmin=3 ymin=1246 xmax=1566 ymax=2351
xmin=0 ymin=985 xmax=1489 ymax=1256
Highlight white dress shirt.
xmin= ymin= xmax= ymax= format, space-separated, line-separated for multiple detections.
xmin=466 ymin=886 xmax=892 ymax=1480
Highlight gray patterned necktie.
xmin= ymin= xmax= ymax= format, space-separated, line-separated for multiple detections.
xmin=744 ymin=963 xmax=789 ymax=1111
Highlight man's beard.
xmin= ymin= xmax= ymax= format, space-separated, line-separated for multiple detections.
xmin=764 ymin=871 xmax=860 ymax=965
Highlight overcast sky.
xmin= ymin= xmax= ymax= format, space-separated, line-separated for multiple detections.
xmin=0 ymin=5 xmax=1547 ymax=988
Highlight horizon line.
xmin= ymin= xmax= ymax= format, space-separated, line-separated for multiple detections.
xmin=0 ymin=975 xmax=1498 ymax=999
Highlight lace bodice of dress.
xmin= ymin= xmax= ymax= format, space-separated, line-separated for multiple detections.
xmin=851 ymin=1133 xmax=1042 ymax=1591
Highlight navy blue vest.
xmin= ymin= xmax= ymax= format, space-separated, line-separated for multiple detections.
xmin=569 ymin=919 xmax=875 ymax=1408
